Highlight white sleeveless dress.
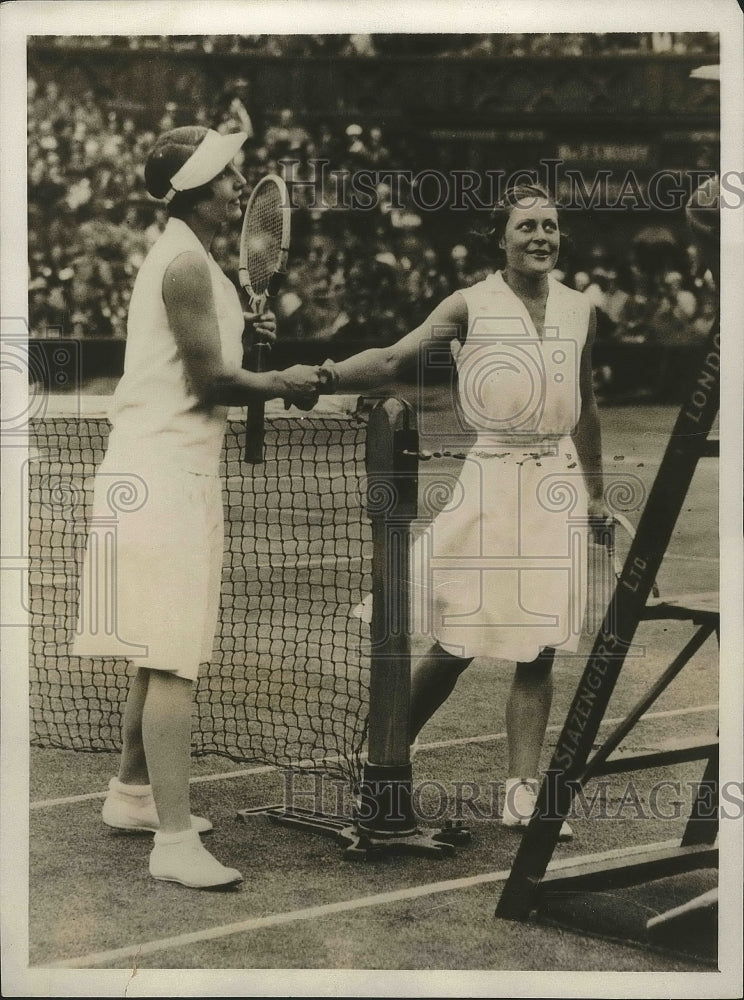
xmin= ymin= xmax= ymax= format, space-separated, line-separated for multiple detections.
xmin=411 ymin=271 xmax=591 ymax=663
xmin=73 ymin=218 xmax=244 ymax=679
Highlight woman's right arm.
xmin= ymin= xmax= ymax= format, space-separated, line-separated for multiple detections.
xmin=163 ymin=252 xmax=320 ymax=407
xmin=329 ymin=291 xmax=468 ymax=392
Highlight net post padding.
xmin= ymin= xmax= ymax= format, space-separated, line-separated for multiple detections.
xmin=496 ymin=319 xmax=720 ymax=922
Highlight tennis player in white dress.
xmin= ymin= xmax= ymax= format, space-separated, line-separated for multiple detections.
xmin=323 ymin=183 xmax=607 ymax=838
xmin=74 ymin=126 xmax=322 ymax=888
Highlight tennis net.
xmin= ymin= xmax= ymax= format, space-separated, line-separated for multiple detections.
xmin=29 ymin=396 xmax=375 ymax=784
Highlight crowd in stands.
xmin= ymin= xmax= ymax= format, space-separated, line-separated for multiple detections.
xmin=38 ymin=32 xmax=721 ymax=58
xmin=562 ymin=246 xmax=717 ymax=399
xmin=27 ymin=48 xmax=718 ymax=372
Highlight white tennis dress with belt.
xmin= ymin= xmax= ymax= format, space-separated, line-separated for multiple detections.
xmin=73 ymin=218 xmax=244 ymax=679
xmin=412 ymin=270 xmax=591 ymax=663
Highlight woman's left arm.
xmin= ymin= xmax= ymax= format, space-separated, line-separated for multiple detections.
xmin=572 ymin=305 xmax=607 ymax=520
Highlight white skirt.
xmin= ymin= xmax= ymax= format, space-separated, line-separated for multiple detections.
xmin=411 ymin=438 xmax=589 ymax=662
xmin=72 ymin=454 xmax=224 ymax=681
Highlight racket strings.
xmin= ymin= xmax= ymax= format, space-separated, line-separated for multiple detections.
xmin=243 ymin=184 xmax=285 ymax=296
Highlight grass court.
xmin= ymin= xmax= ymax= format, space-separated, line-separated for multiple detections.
xmin=27 ymin=397 xmax=724 ymax=980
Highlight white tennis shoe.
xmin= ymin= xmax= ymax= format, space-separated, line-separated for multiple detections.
xmin=149 ymin=828 xmax=243 ymax=889
xmin=102 ymin=777 xmax=213 ymax=834
xmin=502 ymin=778 xmax=573 ymax=841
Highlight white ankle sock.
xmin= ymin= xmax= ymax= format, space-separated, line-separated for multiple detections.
xmin=111 ymin=777 xmax=152 ymax=797
xmin=153 ymin=828 xmax=198 ymax=846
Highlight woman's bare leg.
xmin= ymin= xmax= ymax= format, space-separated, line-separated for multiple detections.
xmin=506 ymin=648 xmax=556 ymax=778
xmin=409 ymin=642 xmax=473 ymax=742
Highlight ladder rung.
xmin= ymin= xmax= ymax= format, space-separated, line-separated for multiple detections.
xmin=592 ymin=737 xmax=718 ymax=776
xmin=642 ymin=595 xmax=719 ymax=623
xmin=538 ymin=843 xmax=718 ymax=896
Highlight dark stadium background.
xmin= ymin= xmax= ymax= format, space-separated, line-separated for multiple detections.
xmin=27 ymin=32 xmax=720 ymax=402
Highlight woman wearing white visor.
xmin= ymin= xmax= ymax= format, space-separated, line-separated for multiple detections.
xmin=75 ymin=126 xmax=322 ymax=889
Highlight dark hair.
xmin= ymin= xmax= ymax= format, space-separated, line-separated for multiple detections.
xmin=486 ymin=183 xmax=558 ymax=246
xmin=470 ymin=182 xmax=570 ymax=267
xmin=143 ymin=125 xmax=215 ymax=219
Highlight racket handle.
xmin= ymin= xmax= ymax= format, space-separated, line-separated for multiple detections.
xmin=244 ymin=341 xmax=268 ymax=465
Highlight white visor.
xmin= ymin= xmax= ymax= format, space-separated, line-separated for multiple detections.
xmin=163 ymin=130 xmax=247 ymax=202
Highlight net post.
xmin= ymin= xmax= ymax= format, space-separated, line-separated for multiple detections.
xmin=358 ymin=397 xmax=419 ymax=834
xmin=336 ymin=396 xmax=469 ymax=856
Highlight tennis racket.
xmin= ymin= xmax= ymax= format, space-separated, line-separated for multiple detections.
xmin=606 ymin=512 xmax=660 ymax=601
xmin=239 ymin=173 xmax=291 ymax=464
xmin=587 ymin=513 xmax=660 ymax=636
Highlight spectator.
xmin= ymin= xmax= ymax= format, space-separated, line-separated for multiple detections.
xmin=340 ymin=34 xmax=377 ymax=57
xmin=30 ymin=33 xmax=718 ymax=58
xmin=449 ymin=244 xmax=477 ymax=288
xmin=366 ymin=127 xmax=391 ymax=168
xmin=684 ymin=242 xmax=717 ymax=299
xmin=690 ymin=297 xmax=717 ymax=341
xmin=264 ymin=108 xmax=310 ymax=156
xmin=588 ymin=266 xmax=631 ymax=338
xmin=27 ymin=36 xmax=718 ymax=362
xmin=662 ymin=270 xmax=697 ymax=320
xmin=343 ymin=124 xmax=368 ymax=167
xmin=601 ymin=269 xmax=630 ymax=328
xmin=649 ymin=270 xmax=699 ymax=345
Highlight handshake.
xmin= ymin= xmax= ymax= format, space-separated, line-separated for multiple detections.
xmin=245 ymin=313 xmax=340 ymax=411
xmin=282 ymin=359 xmax=340 ymax=411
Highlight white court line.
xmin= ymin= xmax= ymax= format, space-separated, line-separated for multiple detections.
xmin=30 ymin=703 xmax=718 ymax=810
xmin=43 ymin=838 xmax=685 ymax=969
xmin=30 ymin=763 xmax=278 ymax=809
